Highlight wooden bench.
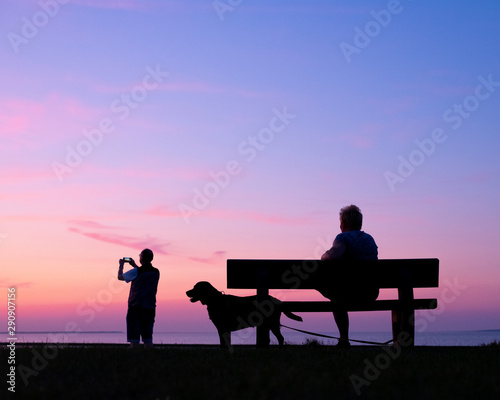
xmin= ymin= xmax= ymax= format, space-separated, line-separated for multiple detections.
xmin=227 ymin=258 xmax=439 ymax=347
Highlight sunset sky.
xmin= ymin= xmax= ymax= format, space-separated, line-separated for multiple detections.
xmin=1 ymin=0 xmax=499 ymax=337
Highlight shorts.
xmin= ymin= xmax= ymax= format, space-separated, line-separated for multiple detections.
xmin=317 ymin=286 xmax=379 ymax=306
xmin=126 ymin=307 xmax=156 ymax=343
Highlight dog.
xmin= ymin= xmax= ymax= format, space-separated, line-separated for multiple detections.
xmin=186 ymin=281 xmax=303 ymax=348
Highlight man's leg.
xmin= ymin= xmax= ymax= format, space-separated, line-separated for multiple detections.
xmin=127 ymin=308 xmax=141 ymax=348
xmin=140 ymin=308 xmax=156 ymax=349
xmin=333 ymin=310 xmax=350 ymax=346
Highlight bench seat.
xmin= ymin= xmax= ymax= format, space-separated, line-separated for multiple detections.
xmin=280 ymin=299 xmax=437 ymax=313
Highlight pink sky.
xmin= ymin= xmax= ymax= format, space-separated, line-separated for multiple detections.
xmin=1 ymin=0 xmax=499 ymax=338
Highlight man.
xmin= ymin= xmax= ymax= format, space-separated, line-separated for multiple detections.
xmin=118 ymin=248 xmax=160 ymax=348
xmin=319 ymin=205 xmax=378 ymax=348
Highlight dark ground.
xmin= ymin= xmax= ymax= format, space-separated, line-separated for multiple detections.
xmin=3 ymin=342 xmax=500 ymax=400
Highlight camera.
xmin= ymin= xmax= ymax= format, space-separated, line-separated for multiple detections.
xmin=123 ymin=257 xmax=133 ymax=262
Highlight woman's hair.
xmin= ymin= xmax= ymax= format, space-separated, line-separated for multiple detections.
xmin=339 ymin=205 xmax=363 ymax=230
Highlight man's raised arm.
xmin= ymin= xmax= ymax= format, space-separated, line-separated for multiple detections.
xmin=118 ymin=259 xmax=125 ymax=280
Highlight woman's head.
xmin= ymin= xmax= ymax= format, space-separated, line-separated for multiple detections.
xmin=339 ymin=205 xmax=363 ymax=232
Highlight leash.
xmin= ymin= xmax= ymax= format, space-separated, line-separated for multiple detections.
xmin=280 ymin=324 xmax=393 ymax=346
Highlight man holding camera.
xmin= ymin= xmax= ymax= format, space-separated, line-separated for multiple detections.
xmin=118 ymin=248 xmax=160 ymax=348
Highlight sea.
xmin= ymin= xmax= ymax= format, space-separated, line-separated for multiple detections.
xmin=3 ymin=330 xmax=500 ymax=346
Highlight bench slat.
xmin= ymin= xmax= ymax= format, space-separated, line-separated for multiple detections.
xmin=280 ymin=299 xmax=437 ymax=312
xmin=227 ymin=259 xmax=439 ymax=289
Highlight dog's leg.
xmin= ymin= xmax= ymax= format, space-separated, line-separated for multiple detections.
xmin=270 ymin=324 xmax=285 ymax=346
xmin=218 ymin=329 xmax=231 ymax=349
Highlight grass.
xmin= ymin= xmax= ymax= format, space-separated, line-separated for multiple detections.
xmin=4 ymin=343 xmax=500 ymax=400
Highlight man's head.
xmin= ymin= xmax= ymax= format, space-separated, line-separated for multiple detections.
xmin=339 ymin=205 xmax=363 ymax=232
xmin=139 ymin=248 xmax=154 ymax=265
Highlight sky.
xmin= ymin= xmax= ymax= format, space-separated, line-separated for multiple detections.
xmin=1 ymin=0 xmax=499 ymax=338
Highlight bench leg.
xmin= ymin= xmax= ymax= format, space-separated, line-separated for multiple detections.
xmin=256 ymin=324 xmax=270 ymax=347
xmin=256 ymin=268 xmax=270 ymax=347
xmin=392 ymin=309 xmax=415 ymax=347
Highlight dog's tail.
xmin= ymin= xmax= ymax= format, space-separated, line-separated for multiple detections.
xmin=284 ymin=311 xmax=303 ymax=322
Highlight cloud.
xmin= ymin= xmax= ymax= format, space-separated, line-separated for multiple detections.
xmin=65 ymin=0 xmax=207 ymax=13
xmin=67 ymin=0 xmax=151 ymax=10
xmin=0 ymin=280 xmax=33 ymax=288
xmin=236 ymin=4 xmax=370 ymax=15
xmin=0 ymin=166 xmax=54 ymax=185
xmin=334 ymin=122 xmax=384 ymax=149
xmin=463 ymin=172 xmax=494 ymax=184
xmin=67 ymin=220 xmax=119 ymax=230
xmin=145 ymin=205 xmax=181 ymax=218
xmin=68 ymin=224 xmax=171 ymax=255
xmin=189 ymin=251 xmax=227 ymax=265
xmin=146 ymin=204 xmax=313 ymax=226
xmin=95 ymin=79 xmax=266 ymax=99
xmin=366 ymin=96 xmax=419 ymax=116
xmin=157 ymin=80 xmax=265 ymax=99
xmin=0 ymin=93 xmax=103 ymax=149
xmin=235 ymin=211 xmax=312 ymax=225
xmin=0 ymin=98 xmax=44 ymax=136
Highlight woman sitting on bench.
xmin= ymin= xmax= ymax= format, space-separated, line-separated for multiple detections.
xmin=319 ymin=204 xmax=379 ymax=348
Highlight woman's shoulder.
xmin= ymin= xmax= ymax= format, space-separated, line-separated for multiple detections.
xmin=337 ymin=230 xmax=376 ymax=242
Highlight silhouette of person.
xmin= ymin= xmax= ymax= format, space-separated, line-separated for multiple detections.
xmin=319 ymin=205 xmax=378 ymax=348
xmin=118 ymin=248 xmax=160 ymax=348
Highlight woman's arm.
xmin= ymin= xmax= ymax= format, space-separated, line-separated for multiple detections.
xmin=321 ymin=237 xmax=346 ymax=260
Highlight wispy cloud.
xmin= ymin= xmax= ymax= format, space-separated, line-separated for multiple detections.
xmin=463 ymin=172 xmax=494 ymax=184
xmin=189 ymin=250 xmax=226 ymax=265
xmin=95 ymin=79 xmax=267 ymax=99
xmin=0 ymin=166 xmax=54 ymax=185
xmin=0 ymin=98 xmax=44 ymax=136
xmin=236 ymin=4 xmax=370 ymax=15
xmin=67 ymin=220 xmax=119 ymax=230
xmin=236 ymin=211 xmax=313 ymax=225
xmin=146 ymin=204 xmax=313 ymax=226
xmin=0 ymin=93 xmax=103 ymax=148
xmin=0 ymin=280 xmax=33 ymax=288
xmin=157 ymin=80 xmax=265 ymax=99
xmin=332 ymin=122 xmax=384 ymax=149
xmin=68 ymin=223 xmax=171 ymax=255
xmin=84 ymin=164 xmax=208 ymax=181
xmin=366 ymin=96 xmax=420 ymax=116
xmin=67 ymin=0 xmax=152 ymax=11
xmin=145 ymin=205 xmax=182 ymax=218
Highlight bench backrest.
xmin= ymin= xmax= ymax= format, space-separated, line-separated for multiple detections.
xmin=227 ymin=259 xmax=439 ymax=290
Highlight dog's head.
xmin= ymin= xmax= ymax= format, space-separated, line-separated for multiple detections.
xmin=186 ymin=281 xmax=222 ymax=305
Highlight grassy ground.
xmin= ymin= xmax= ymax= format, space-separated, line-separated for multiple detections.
xmin=3 ymin=343 xmax=500 ymax=400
